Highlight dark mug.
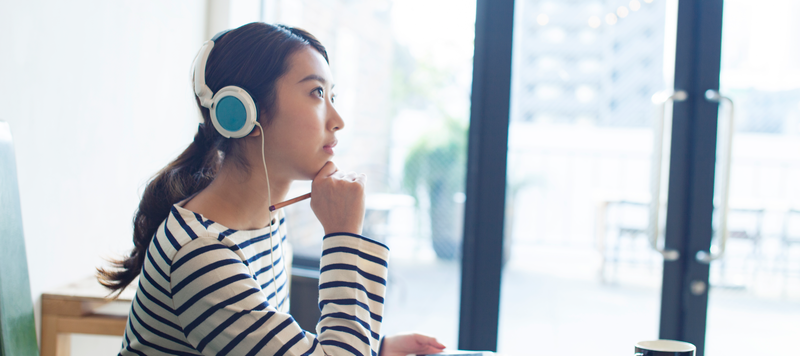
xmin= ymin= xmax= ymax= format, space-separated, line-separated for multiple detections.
xmin=635 ymin=340 xmax=696 ymax=356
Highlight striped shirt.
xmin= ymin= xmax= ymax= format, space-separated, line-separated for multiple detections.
xmin=119 ymin=203 xmax=389 ymax=356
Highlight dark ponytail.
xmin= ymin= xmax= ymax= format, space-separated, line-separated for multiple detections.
xmin=98 ymin=22 xmax=328 ymax=295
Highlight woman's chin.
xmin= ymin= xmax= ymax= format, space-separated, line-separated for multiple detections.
xmin=293 ymin=160 xmax=332 ymax=181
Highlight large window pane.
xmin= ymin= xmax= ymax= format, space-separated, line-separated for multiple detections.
xmin=500 ymin=1 xmax=674 ymax=354
xmin=262 ymin=0 xmax=474 ymax=347
xmin=705 ymin=1 xmax=800 ymax=354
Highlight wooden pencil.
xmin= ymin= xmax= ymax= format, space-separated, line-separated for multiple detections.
xmin=269 ymin=192 xmax=311 ymax=211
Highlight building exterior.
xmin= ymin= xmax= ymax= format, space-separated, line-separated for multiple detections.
xmin=512 ymin=0 xmax=666 ymax=128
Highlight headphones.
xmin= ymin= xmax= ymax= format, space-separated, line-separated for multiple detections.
xmin=193 ymin=30 xmax=258 ymax=138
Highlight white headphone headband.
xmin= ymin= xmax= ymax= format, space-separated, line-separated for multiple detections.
xmin=193 ymin=41 xmax=215 ymax=108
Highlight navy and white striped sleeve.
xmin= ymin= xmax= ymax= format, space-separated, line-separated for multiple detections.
xmin=318 ymin=233 xmax=389 ymax=356
xmin=170 ymin=233 xmax=389 ymax=356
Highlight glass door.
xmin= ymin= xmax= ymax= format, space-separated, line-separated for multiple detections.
xmin=499 ymin=1 xmax=679 ymax=354
xmin=703 ymin=1 xmax=800 ymax=354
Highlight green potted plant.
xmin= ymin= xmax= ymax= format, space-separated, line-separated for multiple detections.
xmin=403 ymin=118 xmax=467 ymax=260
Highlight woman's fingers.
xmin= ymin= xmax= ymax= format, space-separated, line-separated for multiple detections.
xmin=355 ymin=172 xmax=367 ymax=183
xmin=416 ymin=334 xmax=445 ymax=350
xmin=310 ymin=163 xmax=367 ymax=235
xmin=381 ymin=333 xmax=446 ymax=356
xmin=426 ymin=336 xmax=446 ymax=350
xmin=341 ymin=171 xmax=366 ymax=183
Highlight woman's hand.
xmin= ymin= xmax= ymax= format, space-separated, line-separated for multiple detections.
xmin=311 ymin=161 xmax=366 ymax=235
xmin=380 ymin=333 xmax=446 ymax=356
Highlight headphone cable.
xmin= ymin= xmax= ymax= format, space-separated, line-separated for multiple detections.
xmin=255 ymin=122 xmax=285 ymax=310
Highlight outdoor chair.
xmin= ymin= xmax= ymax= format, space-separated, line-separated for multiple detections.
xmin=711 ymin=207 xmax=764 ymax=288
xmin=779 ymin=209 xmax=800 ymax=292
xmin=598 ymin=200 xmax=653 ymax=283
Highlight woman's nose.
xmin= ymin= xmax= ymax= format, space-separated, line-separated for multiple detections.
xmin=328 ymin=105 xmax=344 ymax=132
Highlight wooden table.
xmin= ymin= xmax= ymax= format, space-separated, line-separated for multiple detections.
xmin=41 ymin=276 xmax=136 ymax=356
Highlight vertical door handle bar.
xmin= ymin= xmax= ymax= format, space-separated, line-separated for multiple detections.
xmin=648 ymin=90 xmax=687 ymax=261
xmin=696 ymin=89 xmax=734 ymax=263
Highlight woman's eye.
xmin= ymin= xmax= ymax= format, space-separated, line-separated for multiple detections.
xmin=313 ymin=87 xmax=324 ymax=97
xmin=331 ymin=95 xmax=336 ymax=104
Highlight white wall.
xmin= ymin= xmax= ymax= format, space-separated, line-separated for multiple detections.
xmin=0 ymin=0 xmax=214 ymax=354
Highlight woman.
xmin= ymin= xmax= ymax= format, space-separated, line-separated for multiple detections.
xmin=99 ymin=22 xmax=445 ymax=356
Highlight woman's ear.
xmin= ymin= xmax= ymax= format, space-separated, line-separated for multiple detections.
xmin=247 ymin=125 xmax=262 ymax=137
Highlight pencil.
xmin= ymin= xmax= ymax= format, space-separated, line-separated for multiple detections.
xmin=269 ymin=192 xmax=311 ymax=211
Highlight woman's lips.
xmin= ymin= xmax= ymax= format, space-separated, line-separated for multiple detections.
xmin=323 ymin=140 xmax=337 ymax=155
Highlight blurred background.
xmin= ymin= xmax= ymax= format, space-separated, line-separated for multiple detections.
xmin=2 ymin=0 xmax=799 ymax=355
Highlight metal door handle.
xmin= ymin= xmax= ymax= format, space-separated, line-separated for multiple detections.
xmin=696 ymin=89 xmax=734 ymax=263
xmin=648 ymin=90 xmax=687 ymax=261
